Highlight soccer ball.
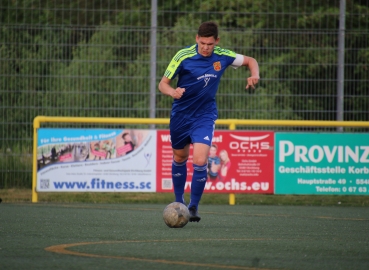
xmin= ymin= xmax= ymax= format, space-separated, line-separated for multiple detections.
xmin=163 ymin=202 xmax=190 ymax=228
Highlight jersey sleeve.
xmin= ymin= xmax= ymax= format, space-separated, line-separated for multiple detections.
xmin=214 ymin=47 xmax=238 ymax=67
xmin=230 ymin=54 xmax=244 ymax=69
xmin=163 ymin=45 xmax=197 ymax=80
xmin=163 ymin=55 xmax=182 ymax=80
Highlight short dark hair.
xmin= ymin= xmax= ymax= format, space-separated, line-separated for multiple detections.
xmin=198 ymin=21 xmax=218 ymax=39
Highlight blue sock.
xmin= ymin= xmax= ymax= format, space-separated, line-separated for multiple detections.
xmin=172 ymin=159 xmax=187 ymax=204
xmin=189 ymin=163 xmax=208 ymax=209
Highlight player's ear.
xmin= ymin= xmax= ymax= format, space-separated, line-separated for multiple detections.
xmin=215 ymin=37 xmax=220 ymax=45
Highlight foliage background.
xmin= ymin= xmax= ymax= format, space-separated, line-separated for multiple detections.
xmin=0 ymin=0 xmax=368 ymax=188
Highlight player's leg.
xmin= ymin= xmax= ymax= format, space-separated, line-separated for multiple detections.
xmin=188 ymin=119 xmax=215 ymax=222
xmin=172 ymin=145 xmax=190 ymax=204
xmin=188 ymin=142 xmax=210 ymax=221
xmin=170 ymin=116 xmax=192 ymax=205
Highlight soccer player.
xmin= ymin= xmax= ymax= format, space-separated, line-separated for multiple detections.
xmin=158 ymin=21 xmax=259 ymax=222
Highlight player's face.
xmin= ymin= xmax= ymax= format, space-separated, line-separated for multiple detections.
xmin=196 ymin=35 xmax=219 ymax=57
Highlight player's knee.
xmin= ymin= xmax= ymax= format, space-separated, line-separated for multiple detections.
xmin=173 ymin=158 xmax=187 ymax=166
xmin=192 ymin=156 xmax=207 ymax=166
xmin=173 ymin=154 xmax=188 ymax=163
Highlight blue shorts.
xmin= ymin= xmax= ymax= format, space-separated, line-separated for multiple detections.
xmin=170 ymin=114 xmax=216 ymax=149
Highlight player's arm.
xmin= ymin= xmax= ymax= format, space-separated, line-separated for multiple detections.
xmin=231 ymin=54 xmax=260 ymax=90
xmin=241 ymin=55 xmax=260 ymax=89
xmin=158 ymin=76 xmax=185 ymax=99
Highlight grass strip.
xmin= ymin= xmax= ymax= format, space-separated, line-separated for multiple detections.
xmin=0 ymin=188 xmax=368 ymax=206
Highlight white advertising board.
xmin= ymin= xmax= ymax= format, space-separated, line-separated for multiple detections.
xmin=36 ymin=128 xmax=156 ymax=192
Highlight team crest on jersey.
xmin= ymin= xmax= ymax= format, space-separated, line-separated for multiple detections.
xmin=213 ymin=61 xmax=221 ymax=71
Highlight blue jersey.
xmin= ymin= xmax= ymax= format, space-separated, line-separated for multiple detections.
xmin=163 ymin=44 xmax=237 ymax=119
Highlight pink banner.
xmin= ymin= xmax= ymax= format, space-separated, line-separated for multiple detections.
xmin=156 ymin=130 xmax=274 ymax=194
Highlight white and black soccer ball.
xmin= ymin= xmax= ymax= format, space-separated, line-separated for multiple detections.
xmin=163 ymin=202 xmax=190 ymax=228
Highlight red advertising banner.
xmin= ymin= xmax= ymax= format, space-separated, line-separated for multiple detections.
xmin=156 ymin=130 xmax=274 ymax=193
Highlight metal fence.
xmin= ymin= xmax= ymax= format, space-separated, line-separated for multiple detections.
xmin=1 ymin=0 xmax=368 ymax=188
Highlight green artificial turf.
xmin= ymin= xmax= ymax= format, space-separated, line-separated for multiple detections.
xmin=1 ymin=203 xmax=368 ymax=270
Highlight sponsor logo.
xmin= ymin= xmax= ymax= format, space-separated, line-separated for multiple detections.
xmin=279 ymin=140 xmax=369 ymax=164
xmin=213 ymin=61 xmax=221 ymax=71
xmin=203 ymin=77 xmax=210 ymax=88
xmin=144 ymin=153 xmax=152 ymax=167
xmin=229 ymin=134 xmax=271 ymax=152
xmin=204 ymin=136 xmax=210 ymax=141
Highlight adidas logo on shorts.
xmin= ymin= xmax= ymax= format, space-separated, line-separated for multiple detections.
xmin=203 ymin=136 xmax=210 ymax=141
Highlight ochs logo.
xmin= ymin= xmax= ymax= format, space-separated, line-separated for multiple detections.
xmin=229 ymin=134 xmax=271 ymax=151
xmin=213 ymin=61 xmax=221 ymax=71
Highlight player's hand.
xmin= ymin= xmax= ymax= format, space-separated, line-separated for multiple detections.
xmin=246 ymin=76 xmax=259 ymax=90
xmin=172 ymin=87 xmax=185 ymax=99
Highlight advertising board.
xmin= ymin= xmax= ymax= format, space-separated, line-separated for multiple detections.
xmin=36 ymin=128 xmax=156 ymax=192
xmin=156 ymin=130 xmax=274 ymax=193
xmin=275 ymin=133 xmax=369 ymax=195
